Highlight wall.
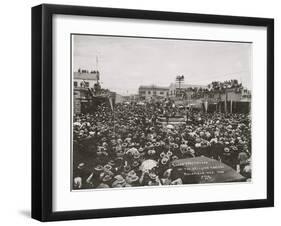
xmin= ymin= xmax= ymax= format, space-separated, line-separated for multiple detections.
xmin=0 ymin=0 xmax=279 ymax=226
xmin=74 ymin=79 xmax=97 ymax=88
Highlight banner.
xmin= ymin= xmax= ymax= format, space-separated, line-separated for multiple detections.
xmin=171 ymin=156 xmax=245 ymax=183
xmin=204 ymin=101 xmax=208 ymax=112
xmin=108 ymin=97 xmax=114 ymax=111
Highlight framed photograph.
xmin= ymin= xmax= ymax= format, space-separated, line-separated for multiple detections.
xmin=32 ymin=4 xmax=274 ymax=221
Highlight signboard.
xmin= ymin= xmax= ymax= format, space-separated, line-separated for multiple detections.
xmin=171 ymin=156 xmax=245 ymax=184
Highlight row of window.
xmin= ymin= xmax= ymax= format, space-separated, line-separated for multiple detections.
xmin=140 ymin=90 xmax=167 ymax=95
xmin=74 ymin=81 xmax=89 ymax=88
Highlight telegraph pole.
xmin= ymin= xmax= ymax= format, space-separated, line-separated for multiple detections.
xmin=176 ymin=75 xmax=184 ymax=97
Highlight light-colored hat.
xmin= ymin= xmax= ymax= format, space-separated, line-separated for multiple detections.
xmin=133 ymin=152 xmax=141 ymax=159
xmin=102 ymin=174 xmax=112 ymax=182
xmin=97 ymin=183 xmax=110 ymax=189
xmin=161 ymin=157 xmax=169 ymax=165
xmin=104 ymin=164 xmax=112 ymax=171
xmin=126 ymin=175 xmax=139 ymax=184
xmin=138 ymin=147 xmax=144 ymax=152
xmin=224 ymin=147 xmax=230 ymax=152
xmin=172 ymin=155 xmax=179 ymax=161
xmin=94 ymin=165 xmax=104 ymax=171
xmin=112 ymin=175 xmax=126 ymax=187
xmin=167 ymin=150 xmax=173 ymax=157
xmin=132 ymin=161 xmax=140 ymax=167
xmin=148 ymin=149 xmax=156 ymax=155
xmin=149 ymin=173 xmax=157 ymax=180
xmin=108 ymin=160 xmax=115 ymax=166
xmin=77 ymin=163 xmax=85 ymax=169
xmin=127 ymin=170 xmax=136 ymax=177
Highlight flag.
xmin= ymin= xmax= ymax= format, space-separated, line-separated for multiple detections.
xmin=204 ymin=101 xmax=208 ymax=112
xmin=108 ymin=97 xmax=114 ymax=111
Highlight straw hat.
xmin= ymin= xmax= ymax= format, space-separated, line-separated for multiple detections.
xmin=167 ymin=150 xmax=173 ymax=157
xmin=97 ymin=183 xmax=109 ymax=189
xmin=102 ymin=174 xmax=112 ymax=182
xmin=148 ymin=149 xmax=156 ymax=155
xmin=149 ymin=172 xmax=157 ymax=180
xmin=132 ymin=161 xmax=140 ymax=167
xmin=224 ymin=147 xmax=230 ymax=152
xmin=112 ymin=175 xmax=126 ymax=188
xmin=104 ymin=164 xmax=112 ymax=171
xmin=160 ymin=152 xmax=165 ymax=158
xmin=126 ymin=175 xmax=139 ymax=184
xmin=123 ymin=165 xmax=131 ymax=173
xmin=172 ymin=155 xmax=179 ymax=161
xmin=108 ymin=160 xmax=115 ymax=166
xmin=161 ymin=157 xmax=169 ymax=165
xmin=138 ymin=147 xmax=144 ymax=152
xmin=77 ymin=162 xmax=85 ymax=169
xmin=133 ymin=152 xmax=141 ymax=159
xmin=94 ymin=165 xmax=104 ymax=171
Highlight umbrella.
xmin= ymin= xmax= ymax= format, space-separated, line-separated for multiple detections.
xmin=139 ymin=159 xmax=157 ymax=172
xmin=171 ymin=156 xmax=245 ymax=184
xmin=166 ymin=124 xmax=174 ymax=129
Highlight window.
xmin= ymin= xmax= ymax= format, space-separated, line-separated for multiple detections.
xmin=74 ymin=81 xmax=78 ymax=87
xmin=159 ymin=91 xmax=164 ymax=95
xmin=148 ymin=91 xmax=151 ymax=94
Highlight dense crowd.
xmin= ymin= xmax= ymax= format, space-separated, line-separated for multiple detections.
xmin=178 ymin=79 xmax=244 ymax=99
xmin=73 ymin=100 xmax=251 ymax=189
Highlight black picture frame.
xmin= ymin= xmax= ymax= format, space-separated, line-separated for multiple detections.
xmin=32 ymin=3 xmax=274 ymax=222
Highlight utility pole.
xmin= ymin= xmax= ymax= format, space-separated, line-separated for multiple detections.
xmin=176 ymin=75 xmax=184 ymax=97
xmin=224 ymin=89 xmax=228 ymax=113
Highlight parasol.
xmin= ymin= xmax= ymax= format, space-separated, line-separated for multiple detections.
xmin=139 ymin=159 xmax=158 ymax=172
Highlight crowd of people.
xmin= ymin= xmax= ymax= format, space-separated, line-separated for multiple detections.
xmin=178 ymin=79 xmax=244 ymax=99
xmin=73 ymin=99 xmax=251 ymax=189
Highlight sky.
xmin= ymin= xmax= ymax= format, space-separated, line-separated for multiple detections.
xmin=73 ymin=34 xmax=252 ymax=95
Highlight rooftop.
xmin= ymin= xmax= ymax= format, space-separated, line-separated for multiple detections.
xmin=139 ymin=85 xmax=169 ymax=90
xmin=73 ymin=71 xmax=99 ymax=80
xmin=169 ymin=83 xmax=207 ymax=89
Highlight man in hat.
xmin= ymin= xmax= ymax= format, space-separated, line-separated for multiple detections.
xmin=73 ymin=162 xmax=92 ymax=189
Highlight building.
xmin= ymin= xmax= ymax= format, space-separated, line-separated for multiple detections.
xmin=168 ymin=83 xmax=207 ymax=99
xmin=139 ymin=85 xmax=169 ymax=101
xmin=203 ymin=87 xmax=251 ymax=113
xmin=241 ymin=88 xmax=251 ymax=102
xmin=73 ymin=69 xmax=99 ymax=89
xmin=73 ymin=69 xmax=99 ymax=114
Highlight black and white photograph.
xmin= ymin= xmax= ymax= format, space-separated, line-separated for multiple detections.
xmin=29 ymin=3 xmax=274 ymax=221
xmin=72 ymin=34 xmax=252 ymax=190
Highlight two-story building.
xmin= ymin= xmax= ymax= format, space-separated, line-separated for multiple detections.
xmin=73 ymin=69 xmax=99 ymax=89
xmin=168 ymin=83 xmax=207 ymax=99
xmin=139 ymin=85 xmax=169 ymax=101
xmin=73 ymin=69 xmax=99 ymax=114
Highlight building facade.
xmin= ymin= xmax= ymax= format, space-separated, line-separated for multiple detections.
xmin=73 ymin=70 xmax=99 ymax=89
xmin=73 ymin=70 xmax=99 ymax=114
xmin=139 ymin=85 xmax=169 ymax=101
xmin=168 ymin=83 xmax=207 ymax=99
